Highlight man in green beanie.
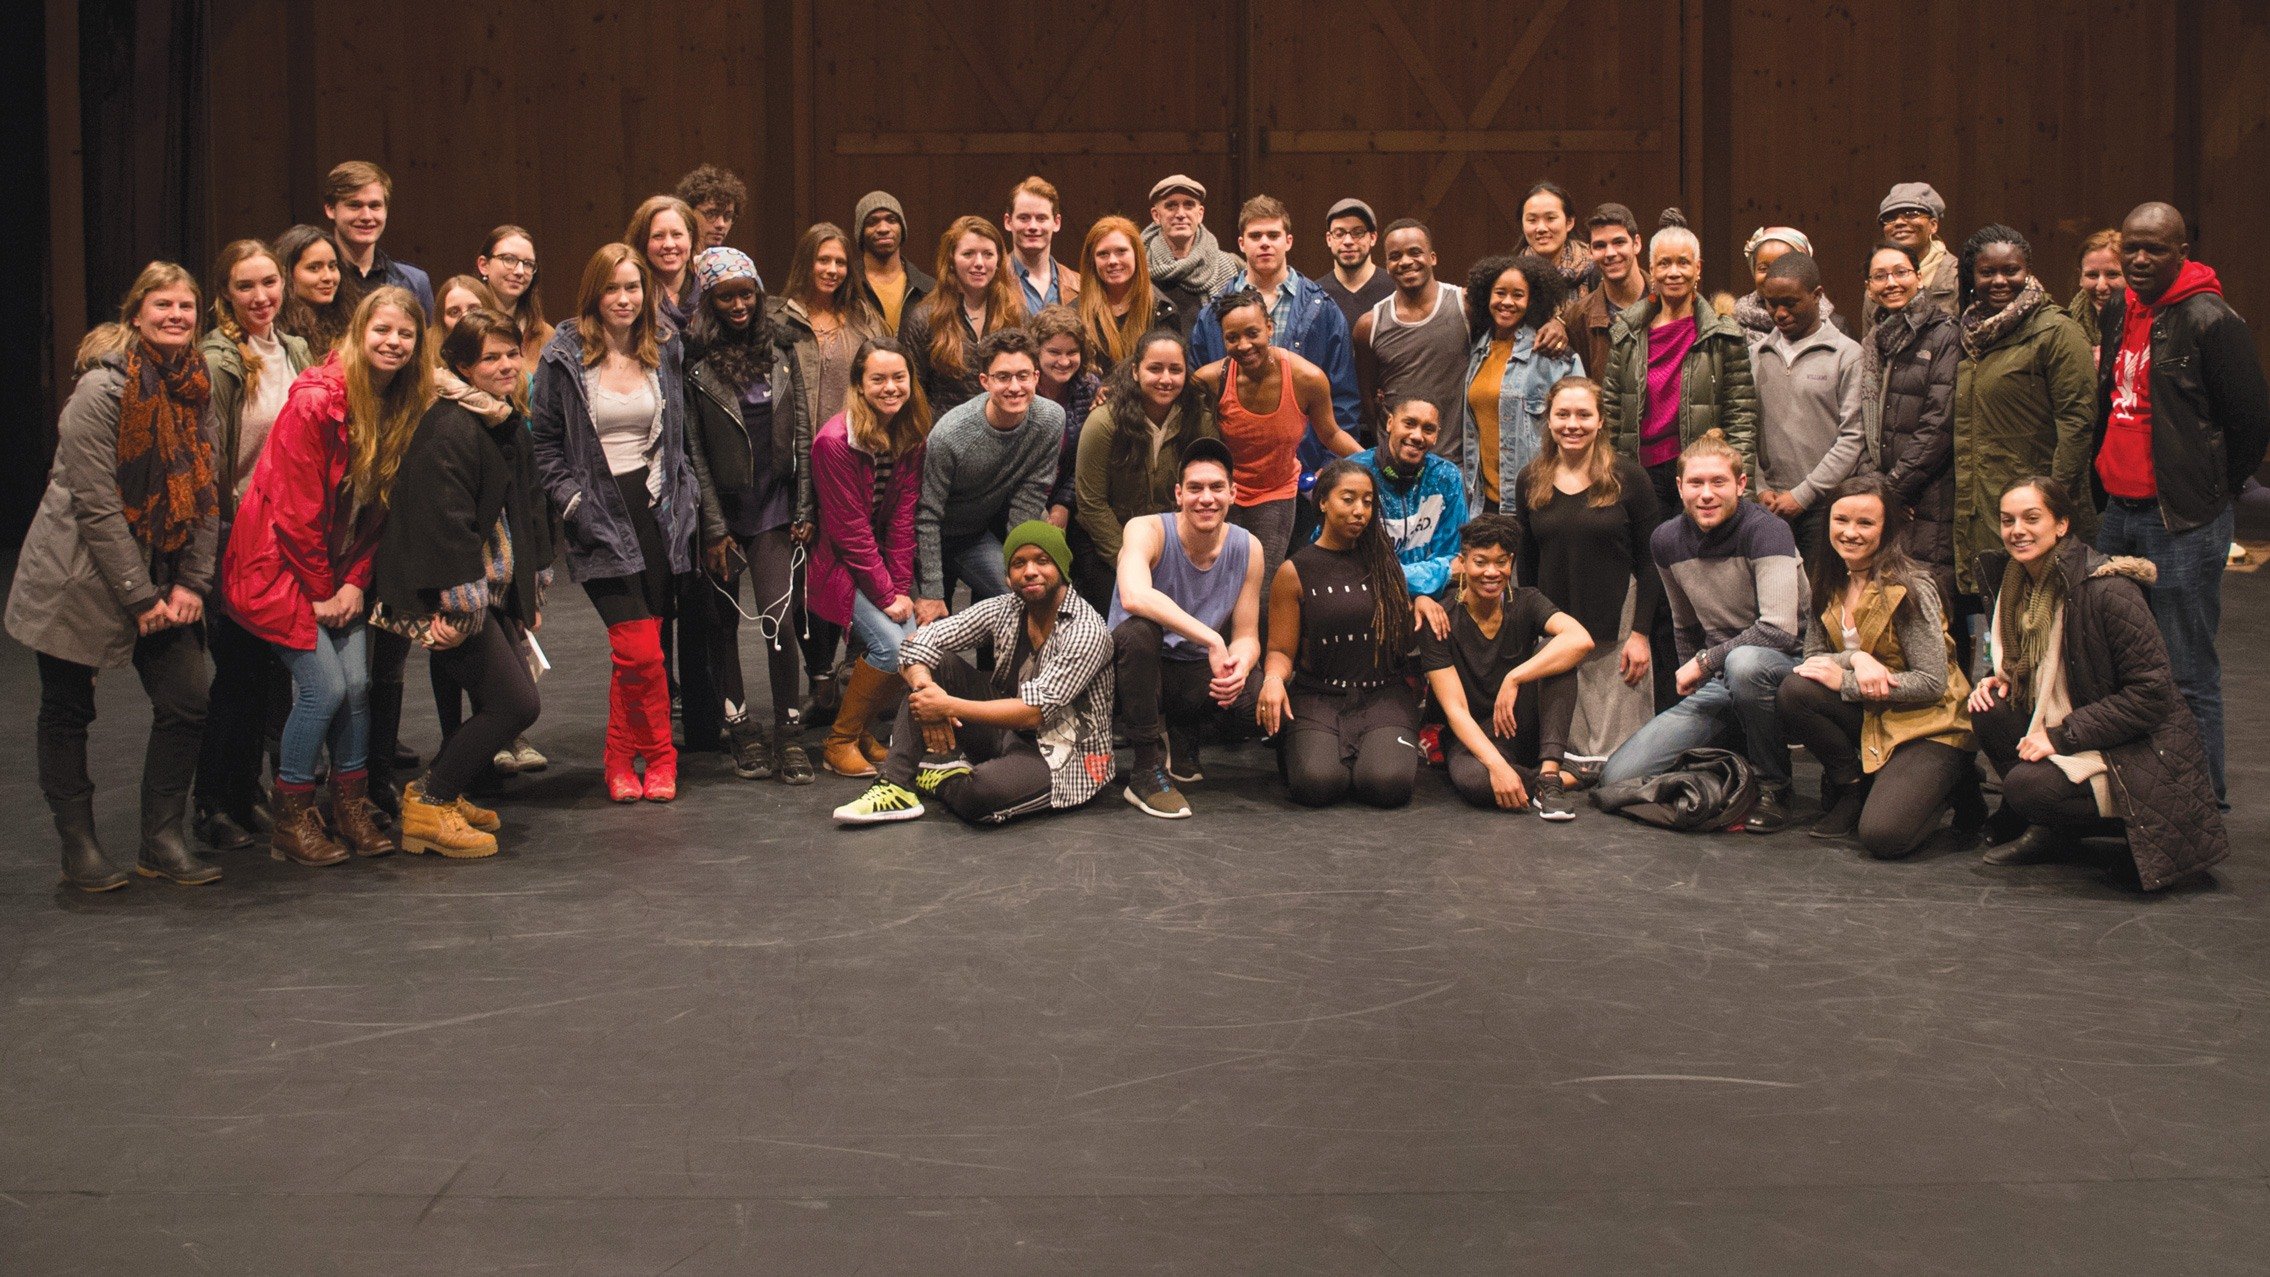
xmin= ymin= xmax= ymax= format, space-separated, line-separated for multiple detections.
xmin=835 ymin=520 xmax=1116 ymax=826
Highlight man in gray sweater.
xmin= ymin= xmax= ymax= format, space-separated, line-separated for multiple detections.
xmin=915 ymin=329 xmax=1065 ymax=622
xmin=1750 ymin=252 xmax=1865 ymax=569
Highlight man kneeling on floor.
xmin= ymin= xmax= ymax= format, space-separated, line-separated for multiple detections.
xmin=1421 ymin=514 xmax=1594 ymax=819
xmin=835 ymin=521 xmax=1115 ymax=826
xmin=1110 ymin=437 xmax=1266 ymax=817
xmin=1599 ymin=429 xmax=1810 ymax=831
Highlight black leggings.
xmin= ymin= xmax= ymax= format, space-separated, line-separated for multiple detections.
xmin=879 ymin=653 xmax=1058 ymax=825
xmin=196 ymin=608 xmax=286 ymax=816
xmin=1111 ymin=616 xmax=1256 ymax=763
xmin=421 ymin=612 xmax=541 ymax=803
xmin=1282 ymin=684 xmax=1419 ymax=808
xmin=705 ymin=529 xmax=802 ymax=726
xmin=1776 ymin=672 xmax=1975 ymax=857
xmin=583 ymin=468 xmax=678 ymax=627
xmin=1972 ymin=692 xmax=2107 ymax=829
xmin=38 ymin=626 xmax=207 ymax=806
xmin=1442 ymin=673 xmax=1575 ymax=809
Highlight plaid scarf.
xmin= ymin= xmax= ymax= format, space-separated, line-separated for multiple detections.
xmin=116 ymin=339 xmax=217 ymax=557
xmin=1959 ymin=276 xmax=2048 ymax=360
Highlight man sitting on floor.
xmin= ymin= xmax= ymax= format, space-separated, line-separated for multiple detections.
xmin=836 ymin=522 xmax=1115 ymax=827
xmin=1420 ymin=514 xmax=1593 ymax=819
xmin=1599 ymin=430 xmax=1810 ymax=832
xmin=1110 ymin=438 xmax=1267 ymax=818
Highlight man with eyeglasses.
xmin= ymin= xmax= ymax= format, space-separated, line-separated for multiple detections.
xmin=1319 ymin=198 xmax=1393 ymax=332
xmin=914 ymin=329 xmax=1067 ymax=623
xmin=1862 ymin=182 xmax=1958 ymax=335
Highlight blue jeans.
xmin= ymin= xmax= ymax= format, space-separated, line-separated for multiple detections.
xmin=850 ymin=591 xmax=920 ymax=671
xmin=2098 ymin=499 xmax=2231 ymax=800
xmin=1601 ymin=645 xmax=1799 ymax=788
xmin=941 ymin=533 xmax=1008 ymax=606
xmin=273 ymin=622 xmax=371 ymax=785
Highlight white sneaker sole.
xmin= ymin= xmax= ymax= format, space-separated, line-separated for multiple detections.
xmin=1124 ymin=786 xmax=1192 ymax=819
xmin=833 ymin=801 xmax=925 ymax=825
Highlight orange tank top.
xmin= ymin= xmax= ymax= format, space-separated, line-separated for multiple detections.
xmin=1216 ymin=349 xmax=1307 ymax=506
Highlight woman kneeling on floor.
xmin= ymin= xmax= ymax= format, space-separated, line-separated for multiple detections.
xmin=1966 ymin=477 xmax=2227 ymax=889
xmin=1257 ymin=459 xmax=1421 ymax=808
xmin=1777 ymin=474 xmax=1986 ymax=858
xmin=371 ymin=308 xmax=552 ymax=858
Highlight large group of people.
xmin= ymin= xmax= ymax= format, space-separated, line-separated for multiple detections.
xmin=15 ymin=157 xmax=2264 ymax=895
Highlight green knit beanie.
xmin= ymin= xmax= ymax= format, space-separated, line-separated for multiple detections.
xmin=1002 ymin=519 xmax=1072 ymax=579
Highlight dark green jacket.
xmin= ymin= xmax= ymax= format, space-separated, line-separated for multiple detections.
xmin=1952 ymin=301 xmax=2097 ymax=593
xmin=1599 ymin=298 xmax=1758 ymax=467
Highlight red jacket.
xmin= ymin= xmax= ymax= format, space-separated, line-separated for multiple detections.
xmin=807 ymin=413 xmax=921 ymax=627
xmin=222 ymin=355 xmax=382 ymax=649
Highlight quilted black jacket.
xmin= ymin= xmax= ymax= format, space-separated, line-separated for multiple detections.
xmin=1978 ymin=539 xmax=2228 ymax=889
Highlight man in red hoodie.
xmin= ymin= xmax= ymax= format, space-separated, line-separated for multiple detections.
xmin=2092 ymin=201 xmax=2270 ymax=803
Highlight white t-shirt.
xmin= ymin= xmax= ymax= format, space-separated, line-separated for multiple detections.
xmin=235 ymin=330 xmax=294 ymax=501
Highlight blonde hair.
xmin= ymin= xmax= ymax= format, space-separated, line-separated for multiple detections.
xmin=1519 ymin=376 xmax=1622 ymax=510
xmin=339 ymin=286 xmax=435 ymax=514
xmin=1677 ymin=427 xmax=1746 ymax=480
xmin=78 ymin=261 xmax=202 ymax=366
xmin=434 ymin=274 xmax=505 ymax=335
xmin=571 ymin=242 xmax=662 ymax=370
xmin=1074 ymin=216 xmax=1156 ymax=371
xmin=921 ymin=216 xmax=1022 ymax=381
xmin=324 ymin=160 xmax=392 ymax=204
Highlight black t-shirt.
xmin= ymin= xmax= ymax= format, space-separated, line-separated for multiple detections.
xmin=1321 ymin=269 xmax=1396 ymax=332
xmin=1417 ymin=587 xmax=1560 ymax=712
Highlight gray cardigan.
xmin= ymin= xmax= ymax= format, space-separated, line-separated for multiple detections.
xmin=6 ymin=358 xmax=217 ymax=668
xmin=1800 ymin=574 xmax=1951 ymax=707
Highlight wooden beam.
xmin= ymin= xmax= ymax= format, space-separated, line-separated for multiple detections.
xmin=835 ymin=131 xmax=1233 ymax=156
xmin=1269 ymin=130 xmax=1663 ymax=153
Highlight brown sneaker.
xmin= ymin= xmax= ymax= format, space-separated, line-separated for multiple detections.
xmin=270 ymin=787 xmax=348 ymax=867
xmin=330 ymin=772 xmax=398 ymax=857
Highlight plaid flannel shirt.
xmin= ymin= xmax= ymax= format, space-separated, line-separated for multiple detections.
xmin=899 ymin=589 xmax=1117 ymax=809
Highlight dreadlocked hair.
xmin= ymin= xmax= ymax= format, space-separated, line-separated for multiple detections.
xmin=1958 ymin=224 xmax=2032 ymax=314
xmin=1312 ymin=458 xmax=1413 ymax=672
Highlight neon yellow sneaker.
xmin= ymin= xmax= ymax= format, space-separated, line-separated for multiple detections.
xmin=833 ymin=780 xmax=925 ymax=825
xmin=914 ymin=752 xmax=973 ymax=794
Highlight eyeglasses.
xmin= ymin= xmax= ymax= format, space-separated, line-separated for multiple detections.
xmin=985 ymin=370 xmax=1038 ymax=386
xmin=1324 ymin=228 xmax=1370 ymax=242
xmin=1879 ymin=210 xmax=1931 ymax=225
xmin=1866 ymin=266 xmax=1918 ymax=284
xmin=488 ymin=253 xmax=537 ymax=275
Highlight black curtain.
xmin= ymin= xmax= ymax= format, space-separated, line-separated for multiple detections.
xmin=3 ymin=1 xmax=50 ymax=545
xmin=80 ymin=0 xmax=210 ymax=322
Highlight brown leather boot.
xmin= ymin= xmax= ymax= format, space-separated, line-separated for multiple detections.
xmin=822 ymin=660 xmax=897 ymax=778
xmin=330 ymin=771 xmax=398 ymax=857
xmin=270 ymin=786 xmax=348 ymax=867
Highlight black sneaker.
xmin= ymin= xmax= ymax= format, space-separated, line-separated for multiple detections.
xmin=1124 ymin=767 xmax=1192 ymax=819
xmin=1743 ymin=785 xmax=1794 ymax=834
xmin=1530 ymin=772 xmax=1578 ymax=821
xmin=1165 ymin=722 xmax=1204 ymax=783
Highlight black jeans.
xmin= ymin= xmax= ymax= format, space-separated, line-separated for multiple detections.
xmin=422 ymin=612 xmax=541 ymax=803
xmin=1111 ymin=616 xmax=1256 ymax=769
xmin=367 ymin=628 xmax=412 ymax=801
xmin=1645 ymin=459 xmax=1680 ymax=711
xmin=196 ymin=608 xmax=286 ymax=817
xmin=1441 ymin=673 xmax=1576 ymax=809
xmin=705 ymin=529 xmax=802 ymax=727
xmin=1972 ymin=691 xmax=2105 ymax=829
xmin=38 ymin=626 xmax=208 ymax=807
xmin=880 ymin=653 xmax=1057 ymax=825
xmin=1776 ymin=672 xmax=1975 ymax=857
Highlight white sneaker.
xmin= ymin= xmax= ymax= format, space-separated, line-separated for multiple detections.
xmin=509 ymin=736 xmax=548 ymax=772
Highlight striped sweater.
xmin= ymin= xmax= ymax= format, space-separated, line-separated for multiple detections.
xmin=1650 ymin=501 xmax=1809 ymax=674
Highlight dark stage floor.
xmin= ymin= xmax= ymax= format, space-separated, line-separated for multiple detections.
xmin=2 ymin=550 xmax=2267 ymax=1274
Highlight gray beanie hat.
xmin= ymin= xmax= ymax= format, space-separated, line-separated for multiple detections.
xmin=854 ymin=190 xmax=907 ymax=234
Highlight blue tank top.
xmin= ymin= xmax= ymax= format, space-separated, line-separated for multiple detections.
xmin=1108 ymin=514 xmax=1254 ymax=661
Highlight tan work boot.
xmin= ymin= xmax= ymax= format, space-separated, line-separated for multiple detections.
xmin=400 ymin=781 xmax=500 ymax=859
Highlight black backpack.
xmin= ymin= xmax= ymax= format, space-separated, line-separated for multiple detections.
xmin=1591 ymin=747 xmax=1762 ymax=832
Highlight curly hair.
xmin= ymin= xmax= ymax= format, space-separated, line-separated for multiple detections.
xmin=1462 ymin=253 xmax=1566 ymax=337
xmin=1958 ymin=224 xmax=2032 ymax=313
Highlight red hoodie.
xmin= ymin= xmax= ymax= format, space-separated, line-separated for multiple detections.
xmin=2096 ymin=260 xmax=2221 ymax=499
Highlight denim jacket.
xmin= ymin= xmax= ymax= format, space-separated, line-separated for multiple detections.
xmin=1461 ymin=326 xmax=1582 ymax=509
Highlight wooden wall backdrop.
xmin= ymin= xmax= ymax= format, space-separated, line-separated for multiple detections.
xmin=38 ymin=0 xmax=2270 ymax=444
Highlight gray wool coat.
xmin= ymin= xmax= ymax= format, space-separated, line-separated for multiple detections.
xmin=6 ymin=356 xmax=217 ymax=668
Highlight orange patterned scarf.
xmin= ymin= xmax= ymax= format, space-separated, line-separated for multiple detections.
xmin=116 ymin=339 xmax=217 ymax=556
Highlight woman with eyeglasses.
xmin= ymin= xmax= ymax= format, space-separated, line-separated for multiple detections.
xmin=1860 ymin=240 xmax=1961 ymax=638
xmin=477 ymin=225 xmax=552 ymax=366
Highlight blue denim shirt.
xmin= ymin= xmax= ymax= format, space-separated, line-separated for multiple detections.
xmin=1014 ymin=257 xmax=1067 ymax=314
xmin=1461 ymin=326 xmax=1583 ymax=509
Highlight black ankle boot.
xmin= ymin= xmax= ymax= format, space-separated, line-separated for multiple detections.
xmin=1982 ymin=824 xmax=2065 ymax=866
xmin=195 ymin=804 xmax=257 ymax=852
xmin=1808 ymin=777 xmax=1868 ymax=840
xmin=136 ymin=788 xmax=222 ymax=886
xmin=53 ymin=796 xmax=127 ymax=892
xmin=1950 ymin=767 xmax=1991 ymax=836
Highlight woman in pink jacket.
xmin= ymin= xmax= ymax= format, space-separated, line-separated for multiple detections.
xmin=812 ymin=337 xmax=931 ymax=777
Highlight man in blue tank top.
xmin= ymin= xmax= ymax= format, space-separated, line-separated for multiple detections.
xmin=1108 ymin=438 xmax=1267 ymax=818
